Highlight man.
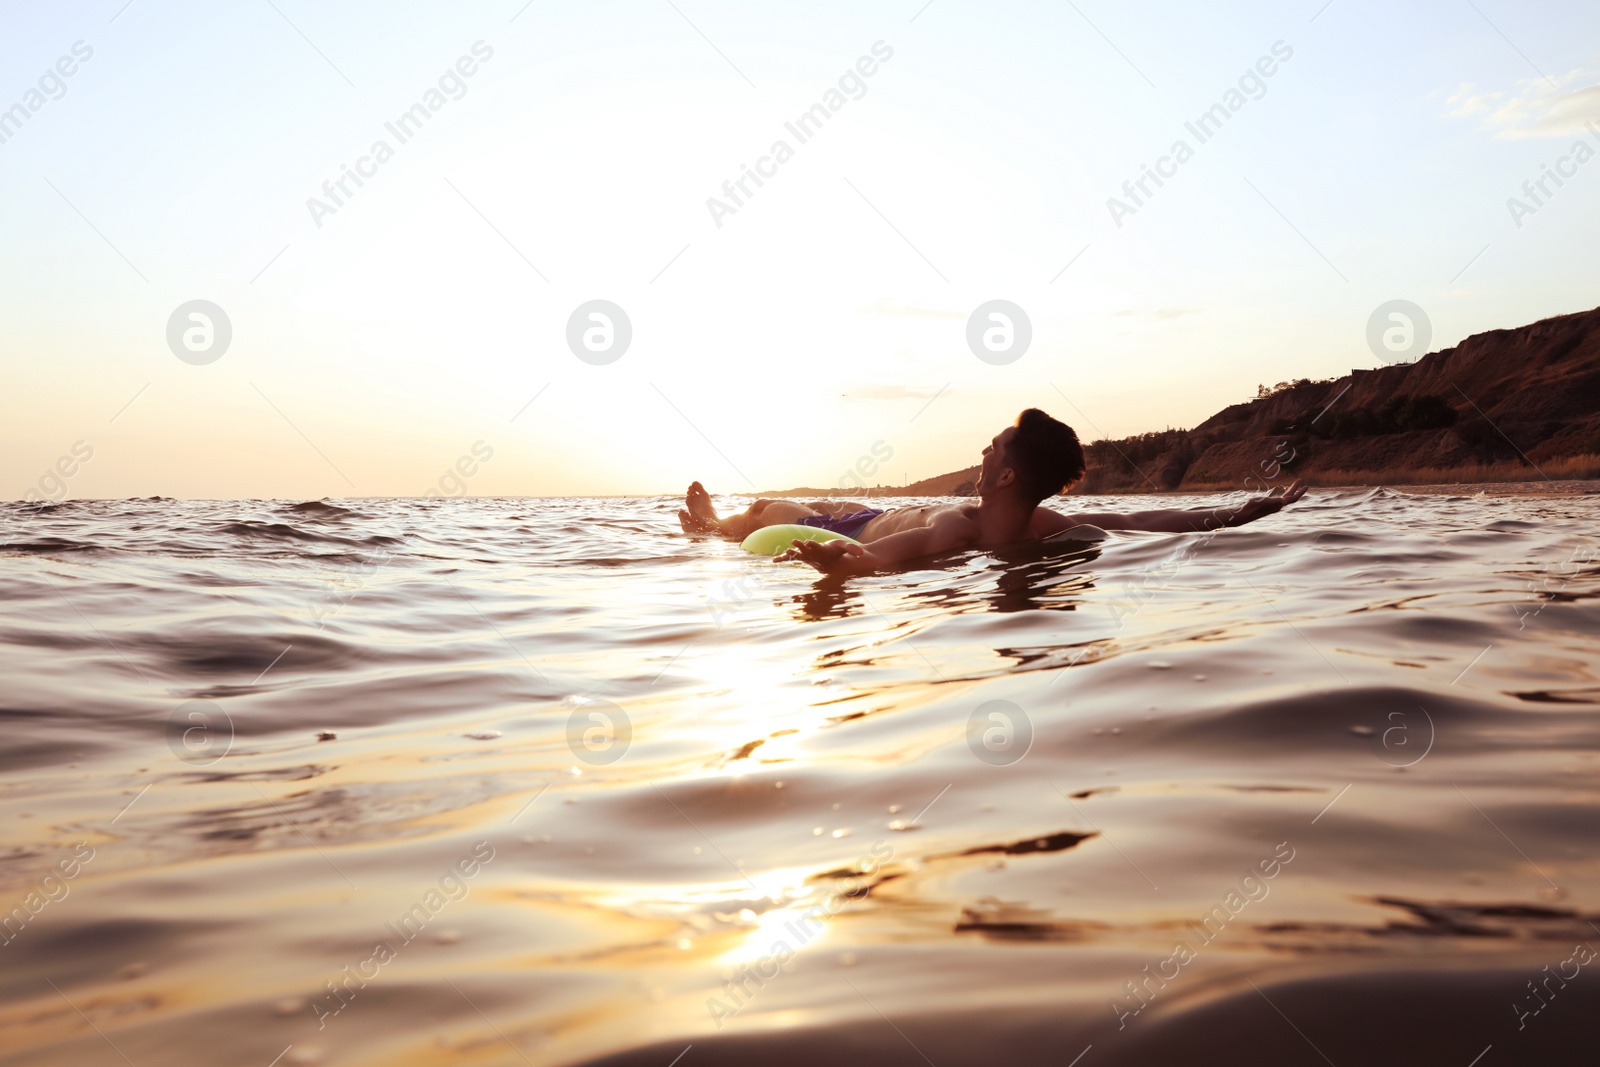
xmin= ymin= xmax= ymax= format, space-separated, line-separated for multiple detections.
xmin=678 ymin=408 xmax=1306 ymax=576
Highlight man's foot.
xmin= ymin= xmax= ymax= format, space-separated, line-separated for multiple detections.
xmin=679 ymin=481 xmax=720 ymax=533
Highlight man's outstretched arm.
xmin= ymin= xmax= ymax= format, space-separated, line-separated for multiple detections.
xmin=1035 ymin=480 xmax=1308 ymax=535
xmin=776 ymin=512 xmax=977 ymax=575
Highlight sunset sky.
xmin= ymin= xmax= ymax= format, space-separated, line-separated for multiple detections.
xmin=4 ymin=0 xmax=1598 ymax=499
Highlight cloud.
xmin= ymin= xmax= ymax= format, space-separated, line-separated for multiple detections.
xmin=1113 ymin=307 xmax=1199 ymax=320
xmin=1447 ymin=70 xmax=1600 ymax=138
xmin=842 ymin=384 xmax=946 ymax=401
xmin=860 ymin=298 xmax=964 ymax=319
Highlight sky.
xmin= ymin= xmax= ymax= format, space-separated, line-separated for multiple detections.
xmin=3 ymin=0 xmax=1598 ymax=500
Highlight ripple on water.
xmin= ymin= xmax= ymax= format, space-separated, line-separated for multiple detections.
xmin=0 ymin=493 xmax=1597 ymax=1065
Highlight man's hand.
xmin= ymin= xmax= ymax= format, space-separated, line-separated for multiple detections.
xmin=1220 ymin=479 xmax=1307 ymax=527
xmin=775 ymin=511 xmax=978 ymax=575
xmin=775 ymin=537 xmax=869 ymax=574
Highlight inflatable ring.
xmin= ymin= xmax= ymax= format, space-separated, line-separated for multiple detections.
xmin=741 ymin=524 xmax=863 ymax=557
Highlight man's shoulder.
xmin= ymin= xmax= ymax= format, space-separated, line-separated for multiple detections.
xmin=1031 ymin=505 xmax=1086 ymax=536
xmin=920 ymin=505 xmax=981 ymax=552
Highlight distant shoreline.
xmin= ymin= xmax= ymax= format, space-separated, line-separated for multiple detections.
xmin=748 ymin=475 xmax=1600 ymax=499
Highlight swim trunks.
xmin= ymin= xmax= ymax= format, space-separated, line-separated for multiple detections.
xmin=797 ymin=508 xmax=884 ymax=540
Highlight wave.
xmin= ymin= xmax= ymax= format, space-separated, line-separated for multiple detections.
xmin=215 ymin=520 xmax=401 ymax=548
xmin=2 ymin=492 xmax=1598 ymax=1067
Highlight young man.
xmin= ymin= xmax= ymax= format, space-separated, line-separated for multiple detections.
xmin=678 ymin=408 xmax=1306 ymax=576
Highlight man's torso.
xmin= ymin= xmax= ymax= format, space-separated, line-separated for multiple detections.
xmin=855 ymin=502 xmax=1071 ymax=544
xmin=858 ymin=503 xmax=975 ymax=542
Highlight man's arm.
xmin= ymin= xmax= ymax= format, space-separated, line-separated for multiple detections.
xmin=777 ymin=511 xmax=977 ymax=575
xmin=1034 ymin=480 xmax=1307 ymax=535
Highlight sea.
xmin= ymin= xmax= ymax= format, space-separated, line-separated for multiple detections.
xmin=2 ymin=488 xmax=1598 ymax=1066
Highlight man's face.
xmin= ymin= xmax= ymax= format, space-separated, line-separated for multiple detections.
xmin=976 ymin=426 xmax=1017 ymax=495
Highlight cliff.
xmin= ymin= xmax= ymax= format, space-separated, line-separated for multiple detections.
xmin=758 ymin=305 xmax=1600 ymax=497
xmin=1083 ymin=304 xmax=1600 ymax=492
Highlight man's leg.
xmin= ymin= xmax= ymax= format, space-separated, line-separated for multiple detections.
xmin=679 ymin=483 xmax=822 ymax=540
xmin=735 ymin=499 xmax=823 ymax=539
xmin=804 ymin=500 xmax=871 ymax=515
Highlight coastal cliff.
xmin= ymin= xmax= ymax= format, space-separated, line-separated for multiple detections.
xmin=765 ymin=305 xmax=1600 ymax=497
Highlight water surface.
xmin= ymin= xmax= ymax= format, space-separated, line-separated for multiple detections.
xmin=2 ymin=491 xmax=1598 ymax=1066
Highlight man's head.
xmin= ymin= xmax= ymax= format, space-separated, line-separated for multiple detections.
xmin=976 ymin=409 xmax=1086 ymax=504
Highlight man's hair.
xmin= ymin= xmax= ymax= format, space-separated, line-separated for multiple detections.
xmin=1006 ymin=409 xmax=1086 ymax=502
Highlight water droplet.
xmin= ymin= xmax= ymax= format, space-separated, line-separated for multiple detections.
xmin=812 ymin=826 xmax=824 ymax=836
xmin=831 ymin=828 xmax=851 ymax=838
xmin=464 ymin=729 xmax=502 ymax=740
xmin=1350 ymin=725 xmax=1375 ymax=736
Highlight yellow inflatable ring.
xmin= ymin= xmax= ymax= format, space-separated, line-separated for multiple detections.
xmin=740 ymin=524 xmax=862 ymax=556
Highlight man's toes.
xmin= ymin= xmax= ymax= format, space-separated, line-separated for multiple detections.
xmin=685 ymin=481 xmax=720 ymax=522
